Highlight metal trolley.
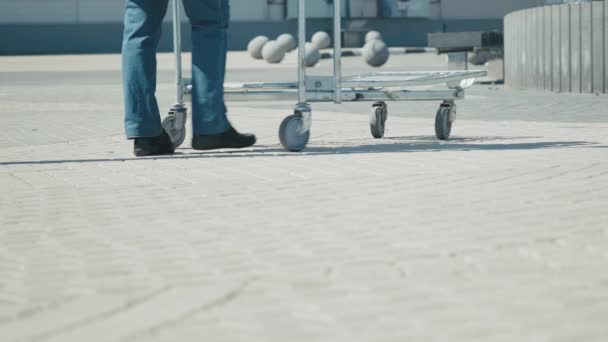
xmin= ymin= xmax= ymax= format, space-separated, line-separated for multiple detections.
xmin=162 ymin=0 xmax=487 ymax=152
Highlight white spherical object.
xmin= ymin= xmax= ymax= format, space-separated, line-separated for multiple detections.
xmin=247 ymin=35 xmax=269 ymax=60
xmin=362 ymin=39 xmax=389 ymax=67
xmin=277 ymin=33 xmax=297 ymax=52
xmin=261 ymin=40 xmax=286 ymax=64
xmin=311 ymin=31 xmax=331 ymax=49
xmin=302 ymin=42 xmax=321 ymax=67
xmin=365 ymin=31 xmax=383 ymax=43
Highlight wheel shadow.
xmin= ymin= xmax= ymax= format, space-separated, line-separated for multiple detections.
xmin=298 ymin=137 xmax=597 ymax=154
xmin=0 ymin=136 xmax=603 ymax=166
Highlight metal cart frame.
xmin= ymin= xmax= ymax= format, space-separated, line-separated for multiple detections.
xmin=162 ymin=0 xmax=487 ymax=151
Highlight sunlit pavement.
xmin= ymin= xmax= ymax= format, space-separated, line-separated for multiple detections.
xmin=1 ymin=52 xmax=608 ymax=342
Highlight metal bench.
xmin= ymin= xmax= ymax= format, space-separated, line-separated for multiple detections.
xmin=428 ymin=31 xmax=504 ymax=81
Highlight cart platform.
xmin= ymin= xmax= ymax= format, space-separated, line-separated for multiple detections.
xmin=162 ymin=0 xmax=488 ymax=152
xmin=184 ymin=70 xmax=486 ymax=103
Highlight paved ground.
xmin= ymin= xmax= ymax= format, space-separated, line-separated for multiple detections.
xmin=1 ymin=52 xmax=608 ymax=342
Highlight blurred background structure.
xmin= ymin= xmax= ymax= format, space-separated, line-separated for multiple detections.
xmin=504 ymin=0 xmax=606 ymax=94
xmin=0 ymin=0 xmax=572 ymax=55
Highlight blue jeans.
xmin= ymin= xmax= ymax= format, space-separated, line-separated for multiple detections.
xmin=122 ymin=0 xmax=230 ymax=138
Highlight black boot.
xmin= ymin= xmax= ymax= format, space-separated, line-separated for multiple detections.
xmin=192 ymin=127 xmax=256 ymax=151
xmin=133 ymin=129 xmax=176 ymax=157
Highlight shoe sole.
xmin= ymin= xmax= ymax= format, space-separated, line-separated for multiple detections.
xmin=134 ymin=150 xmax=175 ymax=157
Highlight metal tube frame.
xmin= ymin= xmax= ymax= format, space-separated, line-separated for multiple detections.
xmin=220 ymin=89 xmax=464 ymax=102
xmin=333 ymin=0 xmax=342 ymax=103
xmin=179 ymin=0 xmax=486 ymax=116
xmin=167 ymin=0 xmax=486 ymax=151
xmin=172 ymin=0 xmax=184 ymax=106
xmin=297 ymin=0 xmax=306 ymax=104
xmin=295 ymin=0 xmax=312 ymax=135
xmin=218 ymin=71 xmax=486 ymax=90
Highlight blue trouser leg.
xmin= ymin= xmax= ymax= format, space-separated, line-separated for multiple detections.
xmin=122 ymin=0 xmax=169 ymax=138
xmin=182 ymin=0 xmax=231 ymax=135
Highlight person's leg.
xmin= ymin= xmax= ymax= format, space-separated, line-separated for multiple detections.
xmin=122 ymin=0 xmax=169 ymax=138
xmin=182 ymin=0 xmax=231 ymax=135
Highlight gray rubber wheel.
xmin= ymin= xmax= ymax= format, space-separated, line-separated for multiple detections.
xmin=162 ymin=115 xmax=186 ymax=148
xmin=435 ymin=105 xmax=453 ymax=140
xmin=370 ymin=104 xmax=387 ymax=139
xmin=279 ymin=115 xmax=310 ymax=152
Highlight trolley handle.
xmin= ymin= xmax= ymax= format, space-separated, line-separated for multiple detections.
xmin=297 ymin=0 xmax=342 ymax=104
xmin=297 ymin=0 xmax=306 ymax=104
xmin=333 ymin=0 xmax=342 ymax=103
xmin=172 ymin=0 xmax=183 ymax=106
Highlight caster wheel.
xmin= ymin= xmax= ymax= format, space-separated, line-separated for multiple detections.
xmin=279 ymin=114 xmax=310 ymax=152
xmin=162 ymin=114 xmax=186 ymax=148
xmin=435 ymin=103 xmax=455 ymax=140
xmin=370 ymin=102 xmax=387 ymax=139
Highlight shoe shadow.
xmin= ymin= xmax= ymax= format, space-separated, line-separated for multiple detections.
xmin=0 ymin=136 xmax=603 ymax=166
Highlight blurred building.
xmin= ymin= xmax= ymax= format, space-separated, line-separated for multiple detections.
xmin=0 ymin=0 xmax=560 ymax=24
xmin=0 ymin=0 xmax=566 ymax=54
xmin=429 ymin=0 xmax=543 ymax=19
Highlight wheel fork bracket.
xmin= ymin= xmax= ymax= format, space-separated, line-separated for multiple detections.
xmin=294 ymin=103 xmax=312 ymax=135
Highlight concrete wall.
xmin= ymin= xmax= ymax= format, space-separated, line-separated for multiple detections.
xmin=0 ymin=0 xmax=125 ymax=23
xmin=0 ymin=17 xmax=502 ymax=55
xmin=505 ymin=1 xmax=606 ymax=94
xmin=0 ymin=0 xmax=547 ymax=23
xmin=0 ymin=0 xmax=281 ymax=23
xmin=436 ymin=0 xmax=539 ymax=19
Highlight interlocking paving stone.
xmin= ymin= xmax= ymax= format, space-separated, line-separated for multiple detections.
xmin=1 ymin=53 xmax=607 ymax=341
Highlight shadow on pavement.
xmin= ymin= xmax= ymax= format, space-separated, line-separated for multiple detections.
xmin=1 ymin=136 xmax=603 ymax=166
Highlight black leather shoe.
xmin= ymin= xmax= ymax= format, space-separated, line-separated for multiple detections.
xmin=192 ymin=127 xmax=256 ymax=151
xmin=133 ymin=129 xmax=176 ymax=157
